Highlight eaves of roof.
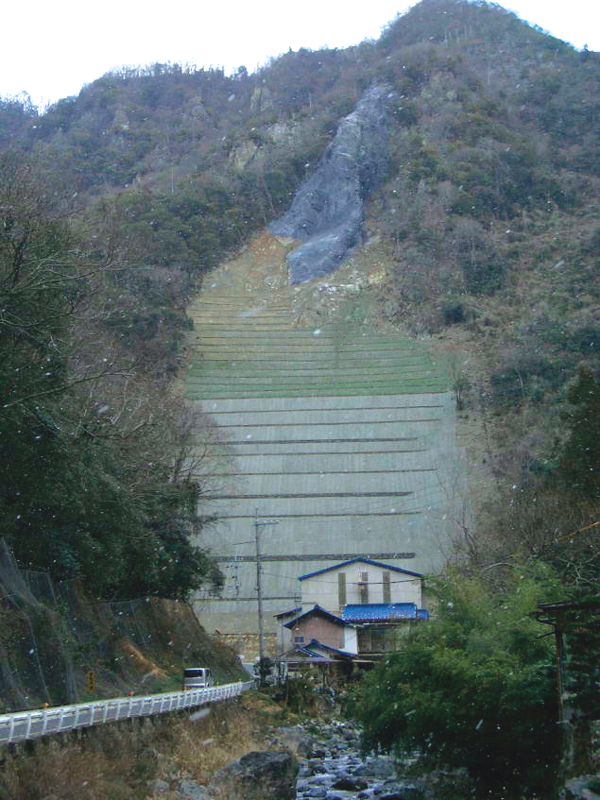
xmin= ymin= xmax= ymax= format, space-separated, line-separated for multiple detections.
xmin=283 ymin=604 xmax=351 ymax=629
xmin=343 ymin=603 xmax=429 ymax=622
xmin=274 ymin=606 xmax=302 ymax=619
xmin=303 ymin=638 xmax=356 ymax=659
xmin=298 ymin=557 xmax=423 ymax=582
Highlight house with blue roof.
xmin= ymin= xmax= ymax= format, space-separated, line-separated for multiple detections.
xmin=276 ymin=557 xmax=429 ymax=659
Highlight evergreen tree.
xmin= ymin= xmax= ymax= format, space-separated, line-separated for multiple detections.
xmin=352 ymin=569 xmax=563 ymax=796
xmin=558 ymin=367 xmax=600 ymax=499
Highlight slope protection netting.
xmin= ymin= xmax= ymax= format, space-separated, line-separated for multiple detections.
xmin=185 ymin=229 xmax=450 ymax=401
xmin=0 ymin=540 xmax=234 ymax=712
xmin=184 ymin=232 xmax=469 ymax=639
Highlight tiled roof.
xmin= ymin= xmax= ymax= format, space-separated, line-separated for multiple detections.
xmin=342 ymin=603 xmax=429 ymax=622
xmin=284 ymin=604 xmax=351 ymax=629
xmin=298 ymin=557 xmax=423 ymax=581
xmin=274 ymin=606 xmax=301 ymax=619
xmin=302 ymin=638 xmax=356 ymax=659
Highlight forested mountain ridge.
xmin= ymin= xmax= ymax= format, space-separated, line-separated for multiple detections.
xmin=1 ymin=0 xmax=599 ymax=625
xmin=1 ymin=0 xmax=600 ymax=792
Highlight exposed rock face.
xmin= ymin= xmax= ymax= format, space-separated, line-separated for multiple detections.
xmin=269 ymin=85 xmax=390 ymax=284
xmin=209 ymin=749 xmax=298 ymax=799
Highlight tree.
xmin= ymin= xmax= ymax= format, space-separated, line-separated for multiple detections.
xmin=558 ymin=367 xmax=600 ymax=499
xmin=0 ymin=153 xmax=221 ymax=600
xmin=352 ymin=568 xmax=563 ymax=797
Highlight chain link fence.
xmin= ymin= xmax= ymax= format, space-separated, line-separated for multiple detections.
xmin=0 ymin=540 xmax=241 ymax=712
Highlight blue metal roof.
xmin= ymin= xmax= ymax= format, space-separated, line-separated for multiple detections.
xmin=298 ymin=557 xmax=423 ymax=582
xmin=284 ymin=604 xmax=351 ymax=629
xmin=342 ymin=603 xmax=429 ymax=622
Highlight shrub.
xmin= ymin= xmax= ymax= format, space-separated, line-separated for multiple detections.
xmin=351 ymin=570 xmax=562 ymax=797
xmin=442 ymin=301 xmax=470 ymax=325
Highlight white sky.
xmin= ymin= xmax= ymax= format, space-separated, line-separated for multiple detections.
xmin=3 ymin=0 xmax=599 ymax=109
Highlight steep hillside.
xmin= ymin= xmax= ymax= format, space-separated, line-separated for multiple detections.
xmin=182 ymin=228 xmax=469 ymax=646
xmin=0 ymin=0 xmax=598 ymax=636
xmin=0 ymin=542 xmax=244 ymax=712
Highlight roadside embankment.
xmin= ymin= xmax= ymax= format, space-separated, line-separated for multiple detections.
xmin=0 ymin=542 xmax=245 ymax=712
xmin=1 ymin=691 xmax=290 ymax=800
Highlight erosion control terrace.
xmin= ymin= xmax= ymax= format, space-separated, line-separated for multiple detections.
xmin=185 ymin=230 xmax=469 ymax=643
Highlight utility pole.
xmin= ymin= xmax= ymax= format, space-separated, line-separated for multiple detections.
xmin=254 ymin=508 xmax=278 ymax=664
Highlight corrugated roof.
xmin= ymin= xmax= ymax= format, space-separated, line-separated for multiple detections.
xmin=298 ymin=557 xmax=423 ymax=582
xmin=342 ymin=603 xmax=429 ymax=622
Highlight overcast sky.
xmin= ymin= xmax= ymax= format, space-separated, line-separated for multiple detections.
xmin=3 ymin=0 xmax=598 ymax=109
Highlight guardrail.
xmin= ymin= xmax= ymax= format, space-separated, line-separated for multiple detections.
xmin=0 ymin=680 xmax=255 ymax=745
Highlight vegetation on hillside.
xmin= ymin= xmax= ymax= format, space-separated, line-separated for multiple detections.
xmin=0 ymin=152 xmax=221 ymax=600
xmin=1 ymin=0 xmax=599 ymax=786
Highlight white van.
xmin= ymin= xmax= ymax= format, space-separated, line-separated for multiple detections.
xmin=182 ymin=667 xmax=214 ymax=690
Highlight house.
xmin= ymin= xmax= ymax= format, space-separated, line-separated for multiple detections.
xmin=275 ymin=557 xmax=428 ymax=662
xmin=298 ymin=557 xmax=424 ymax=615
xmin=283 ymin=604 xmax=357 ymax=654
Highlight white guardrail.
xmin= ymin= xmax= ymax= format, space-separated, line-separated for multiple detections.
xmin=0 ymin=680 xmax=255 ymax=745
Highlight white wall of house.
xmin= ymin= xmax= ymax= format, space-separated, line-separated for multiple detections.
xmin=343 ymin=626 xmax=358 ymax=654
xmin=300 ymin=561 xmax=423 ymax=615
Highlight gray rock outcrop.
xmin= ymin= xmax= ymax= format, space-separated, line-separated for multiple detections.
xmin=209 ymin=749 xmax=298 ymax=799
xmin=269 ymin=85 xmax=390 ymax=284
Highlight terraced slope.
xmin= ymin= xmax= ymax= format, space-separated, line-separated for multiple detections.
xmin=185 ymin=232 xmax=468 ymax=641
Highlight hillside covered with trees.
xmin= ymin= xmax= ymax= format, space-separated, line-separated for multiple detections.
xmin=1 ymin=0 xmax=599 ymax=793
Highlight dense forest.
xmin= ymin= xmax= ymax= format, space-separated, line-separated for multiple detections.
xmin=1 ymin=0 xmax=599 ymax=794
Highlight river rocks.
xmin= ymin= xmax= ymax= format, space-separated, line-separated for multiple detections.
xmin=209 ymin=749 xmax=299 ymax=799
xmin=291 ymin=719 xmax=433 ymax=800
xmin=269 ymin=85 xmax=390 ymax=284
xmin=563 ymin=775 xmax=600 ymax=799
xmin=177 ymin=777 xmax=214 ymax=799
xmin=148 ymin=778 xmax=170 ymax=794
xmin=331 ymin=776 xmax=369 ymax=791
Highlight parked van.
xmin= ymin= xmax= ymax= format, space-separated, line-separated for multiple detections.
xmin=182 ymin=667 xmax=214 ymax=690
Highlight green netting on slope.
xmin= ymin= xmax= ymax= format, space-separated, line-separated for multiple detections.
xmin=0 ymin=540 xmax=240 ymax=712
xmin=186 ymin=322 xmax=450 ymax=400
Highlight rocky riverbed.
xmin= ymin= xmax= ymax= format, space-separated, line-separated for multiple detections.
xmin=275 ymin=718 xmax=434 ymax=800
xmin=150 ymin=715 xmax=439 ymax=800
xmin=148 ymin=711 xmax=598 ymax=799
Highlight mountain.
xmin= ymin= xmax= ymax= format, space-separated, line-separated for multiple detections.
xmin=1 ymin=0 xmax=599 ymax=600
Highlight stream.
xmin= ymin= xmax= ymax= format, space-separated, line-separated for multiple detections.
xmin=277 ymin=719 xmax=432 ymax=800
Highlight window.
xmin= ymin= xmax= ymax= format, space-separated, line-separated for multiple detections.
xmin=383 ymin=571 xmax=391 ymax=603
xmin=359 ymin=572 xmax=369 ymax=604
xmin=293 ymin=635 xmax=304 ymax=643
xmin=338 ymin=572 xmax=347 ymax=607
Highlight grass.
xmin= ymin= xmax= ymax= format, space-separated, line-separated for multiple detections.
xmin=2 ymin=692 xmax=285 ymax=800
xmin=185 ymin=282 xmax=450 ymax=401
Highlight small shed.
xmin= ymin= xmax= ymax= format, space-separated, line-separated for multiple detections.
xmin=276 ymin=638 xmax=359 ymax=686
